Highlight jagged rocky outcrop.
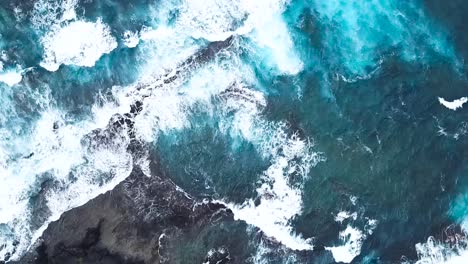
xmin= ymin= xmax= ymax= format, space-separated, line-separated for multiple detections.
xmin=15 ymin=158 xmax=242 ymax=264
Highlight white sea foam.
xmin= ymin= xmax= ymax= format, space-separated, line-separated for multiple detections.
xmin=60 ymin=0 xmax=77 ymax=21
xmin=217 ymin=81 xmax=324 ymax=250
xmin=327 ymin=225 xmax=365 ymax=263
xmin=0 ymin=69 xmax=22 ymax=86
xmin=335 ymin=211 xmax=358 ymax=223
xmin=112 ymin=0 xmax=302 ymax=87
xmin=122 ymin=30 xmax=140 ymax=48
xmin=228 ymin=160 xmax=313 ymax=250
xmin=240 ymin=0 xmax=303 ymax=74
xmin=251 ymin=240 xmax=300 ymax=264
xmin=438 ymin=97 xmax=468 ymax=111
xmin=40 ymin=19 xmax=117 ymax=71
xmin=139 ymin=0 xmax=302 ymax=74
xmin=130 ymin=25 xmax=201 ymax=79
xmin=0 ymin=88 xmax=137 ymax=260
xmin=176 ymin=0 xmax=247 ymax=41
xmin=202 ymin=247 xmax=230 ymax=264
xmin=413 ymin=236 xmax=468 ymax=264
xmin=326 ymin=210 xmax=377 ymax=263
xmin=33 ymin=0 xmax=115 ymax=72
xmin=226 ymin=129 xmax=323 ymax=250
xmin=412 ymin=218 xmax=468 ymax=264
xmin=31 ymin=0 xmax=79 ymax=28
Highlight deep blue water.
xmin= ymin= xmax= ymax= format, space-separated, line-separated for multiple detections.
xmin=0 ymin=0 xmax=467 ymax=263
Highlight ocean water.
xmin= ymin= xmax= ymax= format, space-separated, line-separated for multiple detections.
xmin=0 ymin=0 xmax=467 ymax=263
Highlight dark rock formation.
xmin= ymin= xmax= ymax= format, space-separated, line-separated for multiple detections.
xmin=15 ymin=157 xmax=242 ymax=264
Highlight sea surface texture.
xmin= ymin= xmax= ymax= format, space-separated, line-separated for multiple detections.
xmin=0 ymin=0 xmax=467 ymax=263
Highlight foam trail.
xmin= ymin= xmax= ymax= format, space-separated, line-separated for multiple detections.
xmin=414 ymin=237 xmax=468 ymax=264
xmin=217 ymin=83 xmax=324 ymax=250
xmin=325 ymin=208 xmax=377 ymax=263
xmin=438 ymin=97 xmax=468 ymax=111
xmin=226 ymin=129 xmax=322 ymax=250
xmin=413 ymin=200 xmax=468 ymax=263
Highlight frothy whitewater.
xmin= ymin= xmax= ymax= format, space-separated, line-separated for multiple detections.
xmin=0 ymin=0 xmax=467 ymax=263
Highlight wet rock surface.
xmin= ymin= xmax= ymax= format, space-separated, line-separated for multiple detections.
xmin=14 ymin=157 xmax=240 ymax=264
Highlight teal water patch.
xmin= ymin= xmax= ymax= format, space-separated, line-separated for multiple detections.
xmin=24 ymin=47 xmax=142 ymax=118
xmin=156 ymin=116 xmax=268 ymax=203
xmin=0 ymin=5 xmax=43 ymax=67
xmin=287 ymin=0 xmax=460 ymax=80
xmin=449 ymin=164 xmax=468 ymax=225
xmin=451 ymin=192 xmax=468 ymax=225
xmin=0 ymin=76 xmax=51 ymax=140
xmin=153 ymin=72 xmax=270 ymax=203
xmin=168 ymin=219 xmax=253 ymax=264
xmin=79 ymin=0 xmax=163 ymax=33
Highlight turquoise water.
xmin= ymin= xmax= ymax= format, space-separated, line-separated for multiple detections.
xmin=0 ymin=0 xmax=467 ymax=263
